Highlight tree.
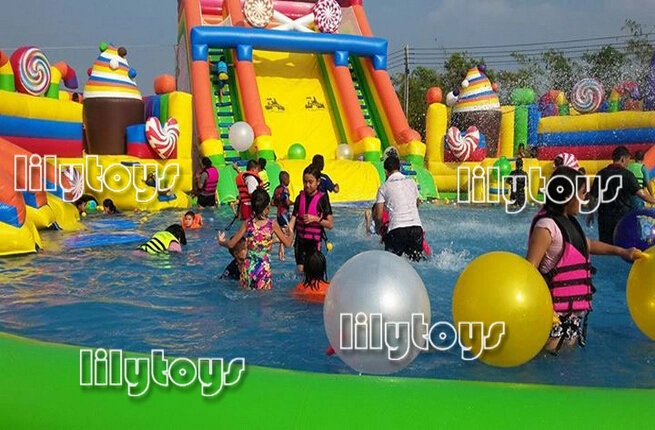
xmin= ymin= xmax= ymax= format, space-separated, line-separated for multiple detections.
xmin=541 ymin=50 xmax=580 ymax=91
xmin=582 ymin=46 xmax=627 ymax=90
xmin=393 ymin=67 xmax=440 ymax=137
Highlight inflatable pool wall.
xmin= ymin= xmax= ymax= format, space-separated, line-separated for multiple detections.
xmin=178 ymin=0 xmax=437 ymax=203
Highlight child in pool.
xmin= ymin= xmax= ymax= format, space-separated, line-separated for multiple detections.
xmin=288 ymin=165 xmax=334 ymax=274
xmin=74 ymin=195 xmax=98 ymax=216
xmin=138 ymin=224 xmax=187 ymax=254
xmin=103 ymin=199 xmax=118 ymax=215
xmin=516 ymin=143 xmax=529 ymax=158
xmin=506 ymin=158 xmax=528 ymax=208
xmin=182 ymin=210 xmax=203 ymax=229
xmin=526 ymin=167 xmax=641 ymax=354
xmin=220 ymin=237 xmax=246 ymax=280
xmin=272 ymin=171 xmax=292 ymax=261
xmin=312 ymin=154 xmax=339 ymax=194
xmin=218 ymin=189 xmax=293 ymax=290
xmin=293 ymin=249 xmax=330 ymax=304
xmin=364 ymin=203 xmax=389 ymax=241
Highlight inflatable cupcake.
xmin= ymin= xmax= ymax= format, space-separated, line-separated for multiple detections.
xmin=450 ymin=65 xmax=502 ymax=157
xmin=83 ymin=43 xmax=144 ymax=155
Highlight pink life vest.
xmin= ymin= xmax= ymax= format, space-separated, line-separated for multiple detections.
xmin=296 ymin=191 xmax=325 ymax=242
xmin=202 ymin=167 xmax=219 ymax=195
xmin=529 ymin=210 xmax=594 ymax=313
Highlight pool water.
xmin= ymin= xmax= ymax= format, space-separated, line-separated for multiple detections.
xmin=1 ymin=204 xmax=653 ymax=388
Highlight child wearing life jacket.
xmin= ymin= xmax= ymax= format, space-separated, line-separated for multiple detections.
xmin=258 ymin=158 xmax=271 ymax=193
xmin=272 ymin=171 xmax=292 ymax=261
xmin=288 ymin=165 xmax=334 ymax=273
xmin=182 ymin=211 xmax=203 ymax=229
xmin=628 ymin=150 xmax=653 ymax=209
xmin=218 ymin=189 xmax=292 ymax=290
xmin=293 ymin=249 xmax=330 ymax=304
xmin=234 ymin=160 xmax=263 ymax=220
xmin=196 ymin=157 xmax=219 ymax=209
xmin=527 ymin=167 xmax=641 ymax=354
xmin=138 ymin=224 xmax=187 ymax=255
xmin=215 ymin=56 xmax=229 ymax=102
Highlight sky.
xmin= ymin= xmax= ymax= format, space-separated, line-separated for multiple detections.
xmin=1 ymin=0 xmax=654 ymax=91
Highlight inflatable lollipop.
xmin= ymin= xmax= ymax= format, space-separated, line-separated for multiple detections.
xmin=10 ymin=46 xmax=51 ymax=96
xmin=145 ymin=117 xmax=179 ymax=159
xmin=243 ymin=0 xmax=274 ymax=28
xmin=445 ymin=126 xmax=480 ymax=162
xmin=571 ymin=78 xmax=605 ymax=114
xmin=314 ymin=0 xmax=342 ymax=33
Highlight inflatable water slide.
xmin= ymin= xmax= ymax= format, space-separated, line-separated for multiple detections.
xmin=177 ymin=0 xmax=437 ymax=202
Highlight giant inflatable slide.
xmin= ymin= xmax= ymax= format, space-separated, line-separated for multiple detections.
xmin=177 ymin=0 xmax=437 ymax=202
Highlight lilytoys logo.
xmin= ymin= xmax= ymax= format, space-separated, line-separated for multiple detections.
xmin=457 ymin=166 xmax=623 ymax=214
xmin=80 ymin=349 xmax=246 ymax=397
xmin=14 ymin=154 xmax=179 ymax=203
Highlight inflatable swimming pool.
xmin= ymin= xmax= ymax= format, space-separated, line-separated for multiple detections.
xmin=1 ymin=332 xmax=653 ymax=427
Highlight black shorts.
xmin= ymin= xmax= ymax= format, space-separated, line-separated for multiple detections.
xmin=277 ymin=212 xmax=290 ymax=228
xmin=383 ymin=226 xmax=424 ymax=262
xmin=294 ymin=238 xmax=320 ymax=266
xmin=197 ymin=194 xmax=216 ymax=208
xmin=598 ymin=214 xmax=620 ymax=244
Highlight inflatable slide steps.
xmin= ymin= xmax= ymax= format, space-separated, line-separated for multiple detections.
xmin=348 ymin=57 xmax=390 ymax=149
xmin=208 ymin=48 xmax=242 ymax=164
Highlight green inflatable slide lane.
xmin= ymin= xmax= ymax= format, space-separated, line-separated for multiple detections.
xmin=1 ymin=332 xmax=653 ymax=428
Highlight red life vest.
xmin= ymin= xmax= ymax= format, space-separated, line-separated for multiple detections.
xmin=201 ymin=167 xmax=219 ymax=195
xmin=235 ymin=171 xmax=262 ymax=206
xmin=529 ymin=210 xmax=595 ymax=313
xmin=296 ymin=191 xmax=325 ymax=241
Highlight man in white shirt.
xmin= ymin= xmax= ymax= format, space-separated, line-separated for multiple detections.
xmin=374 ymin=156 xmax=425 ymax=261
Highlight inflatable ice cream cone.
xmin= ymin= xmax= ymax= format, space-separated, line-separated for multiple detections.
xmin=451 ymin=66 xmax=502 ymax=157
xmin=83 ymin=43 xmax=144 ymax=155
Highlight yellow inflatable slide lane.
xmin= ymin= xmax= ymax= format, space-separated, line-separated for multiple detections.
xmin=0 ymin=170 xmax=41 ymax=257
xmin=254 ymin=51 xmax=342 ymax=160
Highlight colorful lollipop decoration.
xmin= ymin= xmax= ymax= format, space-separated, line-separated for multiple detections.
xmin=61 ymin=166 xmax=84 ymax=203
xmin=314 ymin=0 xmax=342 ymax=33
xmin=243 ymin=0 xmax=274 ymax=28
xmin=446 ymin=126 xmax=481 ymax=162
xmin=570 ymin=78 xmax=605 ymax=114
xmin=555 ymin=152 xmax=580 ymax=170
xmin=10 ymin=46 xmax=51 ymax=96
xmin=146 ymin=117 xmax=180 ymax=160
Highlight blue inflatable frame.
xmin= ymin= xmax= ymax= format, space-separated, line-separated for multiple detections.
xmin=190 ymin=27 xmax=389 ymax=70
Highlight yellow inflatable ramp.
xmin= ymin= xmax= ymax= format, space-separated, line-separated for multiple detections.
xmin=253 ymin=51 xmax=342 ymax=160
xmin=278 ymin=159 xmax=381 ymax=203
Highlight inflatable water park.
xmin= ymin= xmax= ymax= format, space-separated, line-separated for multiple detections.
xmin=2 ymin=0 xmax=655 ymax=427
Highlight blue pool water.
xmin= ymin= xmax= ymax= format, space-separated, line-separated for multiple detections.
xmin=1 ymin=204 xmax=653 ymax=388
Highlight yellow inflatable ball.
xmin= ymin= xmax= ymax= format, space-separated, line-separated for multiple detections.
xmin=81 ymin=212 xmax=87 ymax=218
xmin=627 ymin=246 xmax=655 ymax=340
xmin=326 ymin=242 xmax=334 ymax=252
xmin=452 ymin=252 xmax=553 ymax=367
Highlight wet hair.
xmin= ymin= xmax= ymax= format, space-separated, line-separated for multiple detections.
xmin=103 ymin=199 xmax=117 ymax=214
xmin=166 ymin=224 xmax=187 ymax=246
xmin=312 ymin=154 xmax=325 ymax=171
xmin=75 ymin=195 xmax=97 ymax=208
xmin=251 ymin=188 xmax=270 ymax=218
xmin=518 ymin=143 xmax=525 ymax=150
xmin=303 ymin=165 xmax=321 ymax=182
xmin=279 ymin=171 xmax=289 ymax=182
xmin=184 ymin=210 xmax=195 ymax=218
xmin=247 ymin=159 xmax=259 ymax=171
xmin=201 ymin=157 xmax=212 ymax=168
xmin=612 ymin=146 xmax=630 ymax=162
xmin=258 ymin=158 xmax=267 ymax=170
xmin=634 ymin=150 xmax=645 ymax=162
xmin=383 ymin=155 xmax=401 ymax=173
xmin=303 ymin=249 xmax=328 ymax=290
xmin=544 ymin=167 xmax=586 ymax=216
xmin=515 ymin=158 xmax=524 ymax=170
xmin=220 ymin=56 xmax=226 ymax=62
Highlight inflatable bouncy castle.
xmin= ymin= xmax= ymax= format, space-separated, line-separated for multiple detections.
xmin=0 ymin=45 xmax=195 ymax=256
xmin=177 ymin=0 xmax=437 ymax=202
xmin=425 ymin=56 xmax=655 ymax=203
